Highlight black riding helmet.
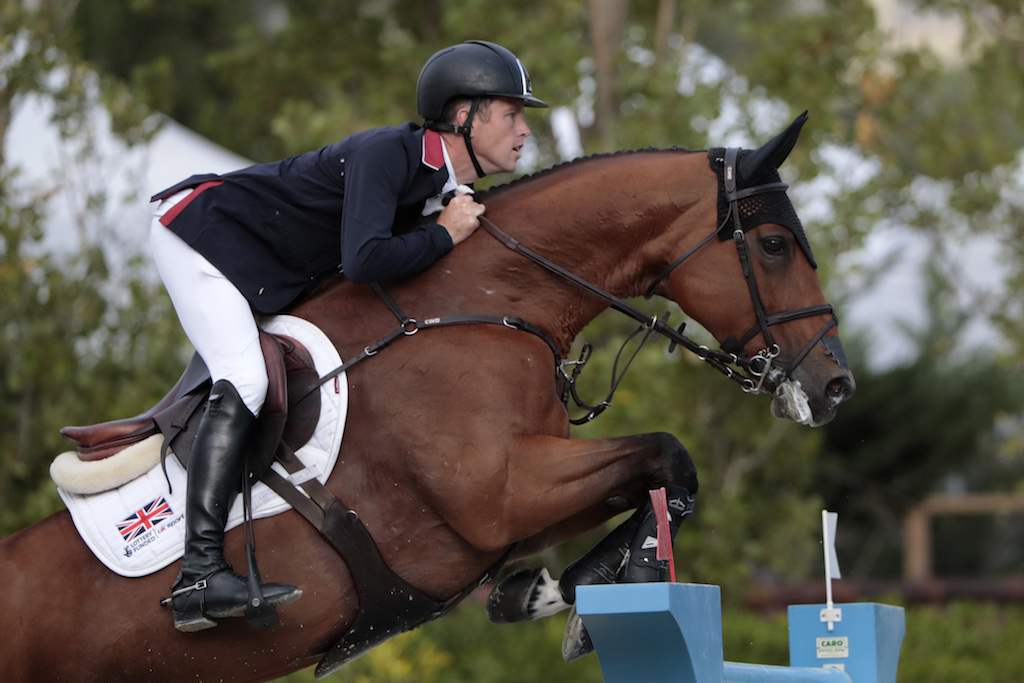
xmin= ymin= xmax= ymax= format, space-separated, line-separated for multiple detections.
xmin=417 ymin=40 xmax=548 ymax=177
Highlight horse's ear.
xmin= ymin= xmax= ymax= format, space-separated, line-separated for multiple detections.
xmin=738 ymin=111 xmax=809 ymax=179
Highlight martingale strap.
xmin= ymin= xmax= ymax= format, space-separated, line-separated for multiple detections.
xmin=305 ymin=282 xmax=563 ymax=399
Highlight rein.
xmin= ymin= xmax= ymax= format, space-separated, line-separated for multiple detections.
xmin=477 ymin=216 xmax=777 ymax=402
xmin=479 ymin=210 xmax=803 ymax=389
xmin=309 ymin=148 xmax=839 ymax=422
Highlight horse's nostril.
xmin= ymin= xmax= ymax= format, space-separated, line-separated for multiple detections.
xmin=826 ymin=376 xmax=854 ymax=402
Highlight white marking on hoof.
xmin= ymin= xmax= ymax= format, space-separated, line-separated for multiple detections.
xmin=528 ymin=567 xmax=570 ymax=620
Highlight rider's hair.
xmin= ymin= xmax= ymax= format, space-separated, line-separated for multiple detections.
xmin=439 ymin=97 xmax=493 ymax=126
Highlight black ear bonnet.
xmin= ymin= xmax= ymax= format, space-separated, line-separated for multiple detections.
xmin=707 ymin=112 xmax=817 ymax=268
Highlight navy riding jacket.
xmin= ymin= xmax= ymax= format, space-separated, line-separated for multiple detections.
xmin=152 ymin=123 xmax=454 ymax=314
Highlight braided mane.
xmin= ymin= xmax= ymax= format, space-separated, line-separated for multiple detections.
xmin=479 ymin=147 xmax=696 ymax=199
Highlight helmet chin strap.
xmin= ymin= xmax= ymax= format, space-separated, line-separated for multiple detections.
xmin=426 ymin=97 xmax=487 ymax=179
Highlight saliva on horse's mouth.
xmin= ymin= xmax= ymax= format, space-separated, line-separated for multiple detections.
xmin=771 ymin=378 xmax=814 ymax=426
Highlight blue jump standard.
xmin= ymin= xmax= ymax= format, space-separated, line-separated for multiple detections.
xmin=575 ymin=583 xmax=905 ymax=683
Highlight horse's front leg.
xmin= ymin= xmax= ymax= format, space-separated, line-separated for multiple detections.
xmin=507 ymin=432 xmax=696 ymax=556
xmin=478 ymin=432 xmax=697 ymax=635
xmin=439 ymin=431 xmax=696 ymax=554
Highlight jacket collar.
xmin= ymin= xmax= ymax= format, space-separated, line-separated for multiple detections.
xmin=421 ymin=128 xmax=445 ymax=171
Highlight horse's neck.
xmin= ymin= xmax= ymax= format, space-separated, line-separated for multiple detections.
xmin=464 ymin=152 xmax=711 ymax=348
xmin=380 ymin=151 xmax=711 ymax=354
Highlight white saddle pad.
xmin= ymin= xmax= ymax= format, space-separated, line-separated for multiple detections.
xmin=56 ymin=315 xmax=348 ymax=578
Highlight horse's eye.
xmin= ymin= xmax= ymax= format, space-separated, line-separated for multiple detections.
xmin=762 ymin=236 xmax=787 ymax=256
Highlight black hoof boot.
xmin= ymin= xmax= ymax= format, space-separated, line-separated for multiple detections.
xmin=558 ymin=485 xmax=696 ymax=603
xmin=620 ymin=484 xmax=695 ymax=584
xmin=557 ymin=486 xmax=696 ymax=661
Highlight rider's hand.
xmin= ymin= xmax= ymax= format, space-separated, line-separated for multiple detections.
xmin=437 ymin=193 xmax=484 ymax=246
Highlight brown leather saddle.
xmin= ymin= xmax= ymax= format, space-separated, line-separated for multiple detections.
xmin=61 ymin=331 xmax=322 ymax=473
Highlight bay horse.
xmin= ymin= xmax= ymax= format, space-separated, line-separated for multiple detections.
xmin=0 ymin=113 xmax=853 ymax=682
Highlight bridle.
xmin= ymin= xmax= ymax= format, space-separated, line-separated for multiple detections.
xmin=643 ymin=147 xmax=841 ymax=388
xmin=478 ymin=146 xmax=843 ymax=419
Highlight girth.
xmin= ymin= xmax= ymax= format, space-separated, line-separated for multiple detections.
xmin=260 ymin=446 xmax=511 ymax=677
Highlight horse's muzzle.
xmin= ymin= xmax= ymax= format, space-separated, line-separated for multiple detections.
xmin=768 ymin=368 xmax=855 ymax=427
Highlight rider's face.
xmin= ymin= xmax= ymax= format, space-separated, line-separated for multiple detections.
xmin=468 ymin=98 xmax=531 ymax=176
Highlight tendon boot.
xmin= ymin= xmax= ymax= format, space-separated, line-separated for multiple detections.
xmin=558 ymin=486 xmax=696 ymax=662
xmin=557 ymin=508 xmax=646 ymax=605
xmin=558 ymin=484 xmax=696 ymax=603
xmin=618 ymin=484 xmax=694 ymax=584
xmin=166 ymin=380 xmax=302 ymax=632
xmin=557 ymin=508 xmax=648 ymax=662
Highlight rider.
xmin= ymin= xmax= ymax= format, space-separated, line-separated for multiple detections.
xmin=152 ymin=40 xmax=547 ymax=632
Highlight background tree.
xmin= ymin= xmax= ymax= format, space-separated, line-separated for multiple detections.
xmin=1 ymin=2 xmax=187 ymax=535
xmin=819 ymin=319 xmax=1024 ymax=578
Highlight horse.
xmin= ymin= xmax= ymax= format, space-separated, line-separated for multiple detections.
xmin=0 ymin=113 xmax=854 ymax=682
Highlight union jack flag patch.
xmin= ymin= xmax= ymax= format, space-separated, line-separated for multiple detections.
xmin=116 ymin=496 xmax=174 ymax=542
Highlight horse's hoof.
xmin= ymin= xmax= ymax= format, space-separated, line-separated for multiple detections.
xmin=486 ymin=567 xmax=568 ymax=624
xmin=561 ymin=605 xmax=594 ymax=662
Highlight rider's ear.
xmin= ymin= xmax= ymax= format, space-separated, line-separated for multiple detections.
xmin=738 ymin=111 xmax=808 ymax=179
xmin=455 ymin=105 xmax=473 ymax=128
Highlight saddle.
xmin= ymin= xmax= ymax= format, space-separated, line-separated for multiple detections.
xmin=60 ymin=331 xmax=322 ymax=474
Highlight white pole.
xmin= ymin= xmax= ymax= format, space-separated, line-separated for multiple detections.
xmin=820 ymin=510 xmax=842 ymax=632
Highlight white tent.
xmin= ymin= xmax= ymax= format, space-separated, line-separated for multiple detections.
xmin=6 ymin=89 xmax=251 ymax=262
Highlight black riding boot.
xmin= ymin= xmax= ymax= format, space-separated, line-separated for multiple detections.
xmin=168 ymin=380 xmax=302 ymax=632
xmin=559 ymin=484 xmax=695 ymax=603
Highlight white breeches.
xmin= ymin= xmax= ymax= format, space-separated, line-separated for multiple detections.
xmin=151 ymin=192 xmax=268 ymax=416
